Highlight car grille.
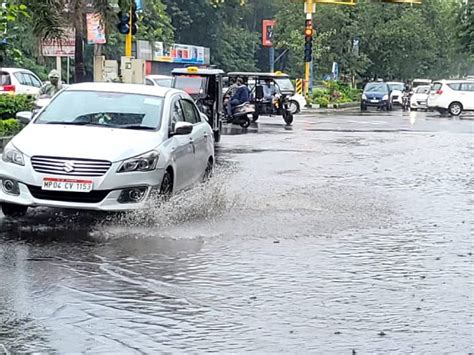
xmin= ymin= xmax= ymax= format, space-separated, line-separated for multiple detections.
xmin=27 ymin=185 xmax=111 ymax=203
xmin=392 ymin=95 xmax=399 ymax=100
xmin=31 ymin=156 xmax=111 ymax=177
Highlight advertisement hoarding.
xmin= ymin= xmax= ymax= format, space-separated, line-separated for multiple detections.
xmin=86 ymin=13 xmax=106 ymax=45
xmin=262 ymin=19 xmax=276 ymax=47
xmin=42 ymin=29 xmax=75 ymax=57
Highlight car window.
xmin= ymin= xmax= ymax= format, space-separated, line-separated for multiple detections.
xmin=170 ymin=98 xmax=185 ymax=132
xmin=364 ymin=83 xmax=388 ymax=93
xmin=35 ymin=91 xmax=164 ymax=130
xmin=431 ymin=83 xmax=442 ymax=92
xmin=388 ymin=83 xmax=404 ymax=91
xmin=460 ymin=82 xmax=474 ymax=92
xmin=416 ymin=86 xmax=430 ymax=94
xmin=145 ymin=79 xmax=154 ymax=86
xmin=27 ymin=74 xmax=42 ymax=88
xmin=156 ymin=79 xmax=172 ymax=87
xmin=447 ymin=83 xmax=461 ymax=91
xmin=0 ymin=72 xmax=11 ymax=85
xmin=180 ymin=99 xmax=201 ymax=124
xmin=14 ymin=72 xmax=31 ymax=86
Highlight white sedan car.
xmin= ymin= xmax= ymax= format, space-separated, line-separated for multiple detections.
xmin=0 ymin=83 xmax=214 ymax=217
xmin=0 ymin=68 xmax=43 ymax=96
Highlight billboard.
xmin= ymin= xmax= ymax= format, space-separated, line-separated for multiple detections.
xmin=86 ymin=13 xmax=106 ymax=45
xmin=262 ymin=19 xmax=276 ymax=47
xmin=42 ymin=29 xmax=75 ymax=57
xmin=152 ymin=42 xmax=208 ymax=65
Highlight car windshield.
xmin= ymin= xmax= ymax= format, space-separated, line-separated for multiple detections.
xmin=274 ymin=78 xmax=294 ymax=92
xmin=364 ymin=83 xmax=388 ymax=93
xmin=388 ymin=83 xmax=404 ymax=91
xmin=34 ymin=91 xmax=164 ymax=130
xmin=173 ymin=76 xmax=207 ymax=95
xmin=416 ymin=86 xmax=430 ymax=94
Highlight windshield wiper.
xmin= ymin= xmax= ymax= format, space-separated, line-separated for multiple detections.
xmin=118 ymin=125 xmax=156 ymax=130
xmin=45 ymin=121 xmax=91 ymax=125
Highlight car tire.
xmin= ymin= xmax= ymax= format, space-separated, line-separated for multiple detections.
xmin=361 ymin=104 xmax=367 ymax=111
xmin=448 ymin=102 xmax=463 ymax=116
xmin=202 ymin=158 xmax=214 ymax=182
xmin=289 ymin=100 xmax=300 ymax=114
xmin=159 ymin=170 xmax=173 ymax=198
xmin=1 ymin=203 xmax=28 ymax=217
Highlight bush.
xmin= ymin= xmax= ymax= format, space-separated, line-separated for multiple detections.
xmin=0 ymin=94 xmax=35 ymax=120
xmin=315 ymin=96 xmax=330 ymax=108
xmin=0 ymin=119 xmax=22 ymax=137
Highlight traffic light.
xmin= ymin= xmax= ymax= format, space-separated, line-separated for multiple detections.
xmin=117 ymin=6 xmax=138 ymax=35
xmin=304 ymin=19 xmax=313 ymax=63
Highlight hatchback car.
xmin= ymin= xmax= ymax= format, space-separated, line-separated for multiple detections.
xmin=0 ymin=68 xmax=43 ymax=95
xmin=387 ymin=81 xmax=404 ymax=106
xmin=427 ymin=80 xmax=474 ymax=116
xmin=145 ymin=75 xmax=173 ymax=88
xmin=361 ymin=82 xmax=392 ymax=111
xmin=0 ymin=83 xmax=214 ymax=217
xmin=410 ymin=85 xmax=430 ymax=110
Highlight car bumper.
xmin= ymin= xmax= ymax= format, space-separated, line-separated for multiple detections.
xmin=362 ymin=99 xmax=389 ymax=107
xmin=392 ymin=96 xmax=403 ymax=105
xmin=0 ymin=159 xmax=165 ymax=211
xmin=411 ymin=100 xmax=428 ymax=109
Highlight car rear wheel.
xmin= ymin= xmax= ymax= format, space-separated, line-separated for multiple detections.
xmin=289 ymin=100 xmax=300 ymax=114
xmin=448 ymin=102 xmax=463 ymax=116
xmin=2 ymin=203 xmax=28 ymax=217
xmin=159 ymin=170 xmax=173 ymax=198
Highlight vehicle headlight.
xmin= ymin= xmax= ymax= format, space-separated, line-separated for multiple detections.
xmin=2 ymin=144 xmax=25 ymax=166
xmin=383 ymin=95 xmax=389 ymax=100
xmin=362 ymin=94 xmax=367 ymax=100
xmin=117 ymin=150 xmax=159 ymax=173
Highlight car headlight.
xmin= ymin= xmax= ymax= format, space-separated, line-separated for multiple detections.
xmin=2 ymin=144 xmax=25 ymax=166
xmin=383 ymin=95 xmax=389 ymax=100
xmin=117 ymin=150 xmax=159 ymax=173
xmin=362 ymin=94 xmax=367 ymax=100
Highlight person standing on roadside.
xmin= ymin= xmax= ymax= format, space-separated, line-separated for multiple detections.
xmin=39 ymin=70 xmax=63 ymax=96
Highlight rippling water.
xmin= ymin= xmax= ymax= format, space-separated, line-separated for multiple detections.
xmin=1 ymin=113 xmax=472 ymax=353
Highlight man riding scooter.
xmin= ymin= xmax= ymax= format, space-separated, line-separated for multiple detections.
xmin=225 ymin=77 xmax=250 ymax=118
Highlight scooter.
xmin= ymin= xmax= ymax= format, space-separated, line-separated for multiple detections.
xmin=402 ymin=92 xmax=411 ymax=112
xmin=226 ymin=102 xmax=254 ymax=128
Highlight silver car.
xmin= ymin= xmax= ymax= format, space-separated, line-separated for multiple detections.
xmin=0 ymin=83 xmax=214 ymax=216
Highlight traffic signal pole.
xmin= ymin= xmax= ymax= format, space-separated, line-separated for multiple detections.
xmin=125 ymin=4 xmax=133 ymax=57
xmin=304 ymin=0 xmax=314 ymax=99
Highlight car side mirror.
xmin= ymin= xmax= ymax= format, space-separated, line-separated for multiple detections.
xmin=173 ymin=121 xmax=193 ymax=136
xmin=16 ymin=111 xmax=33 ymax=124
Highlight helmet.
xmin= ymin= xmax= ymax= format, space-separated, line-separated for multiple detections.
xmin=48 ymin=69 xmax=60 ymax=79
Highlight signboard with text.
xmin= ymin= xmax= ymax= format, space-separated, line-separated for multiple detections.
xmin=262 ymin=19 xmax=276 ymax=47
xmin=41 ymin=29 xmax=75 ymax=57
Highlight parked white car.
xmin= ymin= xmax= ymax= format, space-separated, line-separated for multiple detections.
xmin=410 ymin=85 xmax=430 ymax=110
xmin=427 ymin=80 xmax=474 ymax=116
xmin=0 ymin=68 xmax=43 ymax=95
xmin=145 ymin=75 xmax=173 ymax=88
xmin=0 ymin=83 xmax=214 ymax=217
xmin=288 ymin=93 xmax=306 ymax=114
xmin=387 ymin=81 xmax=404 ymax=105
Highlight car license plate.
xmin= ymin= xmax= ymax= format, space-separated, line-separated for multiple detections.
xmin=370 ymin=99 xmax=379 ymax=103
xmin=42 ymin=178 xmax=93 ymax=192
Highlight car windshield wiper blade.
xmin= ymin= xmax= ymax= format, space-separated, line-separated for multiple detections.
xmin=45 ymin=121 xmax=91 ymax=125
xmin=117 ymin=125 xmax=156 ymax=130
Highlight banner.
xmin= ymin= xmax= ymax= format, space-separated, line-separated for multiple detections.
xmin=42 ymin=29 xmax=75 ymax=57
xmin=86 ymin=13 xmax=106 ymax=45
xmin=262 ymin=19 xmax=276 ymax=47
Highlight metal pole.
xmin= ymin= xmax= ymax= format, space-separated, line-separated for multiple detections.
xmin=125 ymin=3 xmax=132 ymax=57
xmin=304 ymin=0 xmax=314 ymax=98
xmin=56 ymin=56 xmax=62 ymax=82
xmin=270 ymin=47 xmax=275 ymax=73
xmin=66 ymin=56 xmax=70 ymax=84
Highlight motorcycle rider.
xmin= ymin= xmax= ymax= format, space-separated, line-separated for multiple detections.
xmin=226 ymin=77 xmax=249 ymax=117
xmin=39 ymin=69 xmax=63 ymax=96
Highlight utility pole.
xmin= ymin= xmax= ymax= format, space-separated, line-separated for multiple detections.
xmin=125 ymin=3 xmax=133 ymax=56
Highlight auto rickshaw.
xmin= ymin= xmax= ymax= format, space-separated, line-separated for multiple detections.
xmin=171 ymin=67 xmax=225 ymax=142
xmin=226 ymin=71 xmax=296 ymax=125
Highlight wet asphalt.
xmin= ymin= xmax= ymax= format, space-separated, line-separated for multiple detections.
xmin=0 ymin=108 xmax=473 ymax=353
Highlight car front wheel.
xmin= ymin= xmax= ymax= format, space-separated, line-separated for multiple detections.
xmin=448 ymin=102 xmax=463 ymax=116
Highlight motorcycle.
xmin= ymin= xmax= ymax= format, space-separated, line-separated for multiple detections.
xmin=402 ymin=91 xmax=411 ymax=112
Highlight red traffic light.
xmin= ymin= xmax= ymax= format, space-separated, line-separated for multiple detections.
xmin=304 ymin=28 xmax=313 ymax=37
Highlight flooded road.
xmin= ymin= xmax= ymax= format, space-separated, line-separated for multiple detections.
xmin=1 ymin=109 xmax=473 ymax=353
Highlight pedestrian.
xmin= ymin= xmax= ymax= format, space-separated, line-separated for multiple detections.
xmin=39 ymin=69 xmax=63 ymax=96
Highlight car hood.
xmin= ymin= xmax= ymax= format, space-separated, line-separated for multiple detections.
xmin=12 ymin=124 xmax=163 ymax=162
xmin=364 ymin=91 xmax=388 ymax=99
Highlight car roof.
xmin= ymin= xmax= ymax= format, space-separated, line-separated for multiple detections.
xmin=228 ymin=72 xmax=290 ymax=79
xmin=146 ymin=75 xmax=172 ymax=79
xmin=434 ymin=79 xmax=471 ymax=84
xmin=172 ymin=68 xmax=225 ymax=75
xmin=0 ymin=68 xmax=35 ymax=74
xmin=64 ymin=82 xmax=178 ymax=97
xmin=386 ymin=81 xmax=404 ymax=84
